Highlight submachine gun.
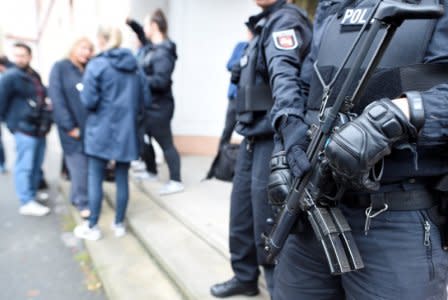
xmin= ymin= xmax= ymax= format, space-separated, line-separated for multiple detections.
xmin=264 ymin=0 xmax=444 ymax=275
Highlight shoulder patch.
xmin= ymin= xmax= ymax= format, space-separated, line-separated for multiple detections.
xmin=272 ymin=29 xmax=299 ymax=50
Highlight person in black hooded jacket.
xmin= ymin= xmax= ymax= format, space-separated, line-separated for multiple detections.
xmin=129 ymin=9 xmax=184 ymax=195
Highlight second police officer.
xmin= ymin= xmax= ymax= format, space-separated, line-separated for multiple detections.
xmin=270 ymin=0 xmax=448 ymax=299
xmin=210 ymin=0 xmax=312 ymax=297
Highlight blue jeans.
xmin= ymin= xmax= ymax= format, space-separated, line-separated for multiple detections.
xmin=14 ymin=132 xmax=46 ymax=204
xmin=274 ymin=205 xmax=448 ymax=300
xmin=65 ymin=152 xmax=88 ymax=210
xmin=87 ymin=156 xmax=130 ymax=227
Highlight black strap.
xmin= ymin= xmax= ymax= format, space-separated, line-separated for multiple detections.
xmin=343 ymin=189 xmax=438 ymax=210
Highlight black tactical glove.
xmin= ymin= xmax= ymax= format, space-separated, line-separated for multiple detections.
xmin=278 ymin=116 xmax=311 ymax=178
xmin=325 ymin=98 xmax=419 ymax=191
xmin=268 ymin=151 xmax=293 ymax=208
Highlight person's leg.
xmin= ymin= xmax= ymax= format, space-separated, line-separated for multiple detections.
xmin=141 ymin=136 xmax=157 ymax=174
xmin=210 ymin=138 xmax=260 ymax=298
xmin=114 ymin=162 xmax=130 ymax=225
xmin=341 ymin=206 xmax=448 ymax=300
xmin=32 ymin=137 xmax=46 ymax=193
xmin=152 ymin=122 xmax=181 ymax=182
xmin=65 ymin=152 xmax=89 ymax=210
xmin=229 ymin=138 xmax=259 ymax=282
xmin=87 ymin=156 xmax=107 ymax=228
xmin=14 ymin=132 xmax=37 ymax=205
xmin=274 ymin=233 xmax=345 ymax=300
xmin=219 ymin=100 xmax=237 ymax=148
xmin=250 ymin=139 xmax=275 ymax=294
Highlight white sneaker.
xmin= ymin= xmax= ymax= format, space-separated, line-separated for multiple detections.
xmin=159 ymin=180 xmax=185 ymax=196
xmin=19 ymin=201 xmax=50 ymax=216
xmin=130 ymin=160 xmax=147 ymax=172
xmin=111 ymin=222 xmax=126 ymax=237
xmin=73 ymin=222 xmax=102 ymax=241
xmin=132 ymin=171 xmax=158 ymax=181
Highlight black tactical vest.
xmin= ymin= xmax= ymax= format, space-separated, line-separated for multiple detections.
xmin=307 ymin=0 xmax=448 ymax=182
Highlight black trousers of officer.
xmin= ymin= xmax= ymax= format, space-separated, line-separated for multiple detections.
xmin=229 ymin=137 xmax=275 ymax=291
xmin=274 ymin=198 xmax=448 ymax=300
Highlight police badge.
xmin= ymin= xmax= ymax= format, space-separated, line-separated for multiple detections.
xmin=272 ymin=29 xmax=299 ymax=50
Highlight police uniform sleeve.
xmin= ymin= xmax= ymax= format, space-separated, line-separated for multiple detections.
xmin=412 ymin=84 xmax=448 ymax=144
xmin=265 ymin=10 xmax=312 ymax=129
xmin=407 ymin=8 xmax=448 ymax=145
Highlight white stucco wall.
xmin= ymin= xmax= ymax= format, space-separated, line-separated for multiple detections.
xmin=168 ymin=0 xmax=259 ymax=137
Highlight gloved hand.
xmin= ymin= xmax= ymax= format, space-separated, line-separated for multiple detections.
xmin=324 ymin=98 xmax=418 ymax=191
xmin=278 ymin=116 xmax=311 ymax=178
xmin=268 ymin=151 xmax=292 ymax=208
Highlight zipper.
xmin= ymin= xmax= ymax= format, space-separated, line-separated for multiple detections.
xmin=422 ymin=217 xmax=435 ymax=280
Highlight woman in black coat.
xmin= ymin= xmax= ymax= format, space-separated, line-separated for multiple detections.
xmin=128 ymin=9 xmax=184 ymax=195
xmin=49 ymin=37 xmax=94 ymax=218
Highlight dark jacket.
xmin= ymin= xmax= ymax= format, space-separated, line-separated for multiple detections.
xmin=81 ymin=48 xmax=150 ymax=162
xmin=49 ymin=59 xmax=88 ymax=155
xmin=0 ymin=66 xmax=51 ymax=136
xmin=235 ymin=0 xmax=312 ymax=137
xmin=273 ymin=0 xmax=448 ymax=180
xmin=140 ymin=40 xmax=177 ymax=112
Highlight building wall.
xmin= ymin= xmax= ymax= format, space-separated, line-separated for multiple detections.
xmin=1 ymin=0 xmax=261 ymax=155
xmin=130 ymin=0 xmax=260 ymax=154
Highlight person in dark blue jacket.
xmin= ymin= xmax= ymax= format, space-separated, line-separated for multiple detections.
xmin=73 ymin=26 xmax=150 ymax=241
xmin=49 ymin=37 xmax=94 ymax=218
xmin=0 ymin=43 xmax=52 ymax=216
xmin=270 ymin=0 xmax=448 ymax=299
xmin=128 ymin=10 xmax=184 ymax=196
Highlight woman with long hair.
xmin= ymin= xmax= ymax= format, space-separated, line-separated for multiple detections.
xmin=73 ymin=26 xmax=150 ymax=240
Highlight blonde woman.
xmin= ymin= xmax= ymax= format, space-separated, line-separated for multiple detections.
xmin=73 ymin=26 xmax=150 ymax=240
xmin=49 ymin=37 xmax=94 ymax=219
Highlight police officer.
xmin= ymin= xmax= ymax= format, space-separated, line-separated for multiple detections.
xmin=209 ymin=0 xmax=312 ymax=297
xmin=269 ymin=0 xmax=448 ymax=298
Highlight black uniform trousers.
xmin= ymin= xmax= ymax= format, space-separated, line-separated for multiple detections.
xmin=229 ymin=137 xmax=275 ymax=291
xmin=274 ymin=200 xmax=448 ymax=300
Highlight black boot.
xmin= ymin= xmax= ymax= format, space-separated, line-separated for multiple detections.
xmin=210 ymin=277 xmax=259 ymax=298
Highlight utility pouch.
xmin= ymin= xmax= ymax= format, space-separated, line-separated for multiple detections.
xmin=236 ymin=84 xmax=273 ymax=113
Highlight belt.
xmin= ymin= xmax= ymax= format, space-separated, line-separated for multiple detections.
xmin=342 ymin=189 xmax=438 ymax=211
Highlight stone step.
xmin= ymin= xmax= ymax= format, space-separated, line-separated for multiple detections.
xmin=103 ymin=180 xmax=270 ymax=300
xmin=60 ymin=182 xmax=183 ymax=300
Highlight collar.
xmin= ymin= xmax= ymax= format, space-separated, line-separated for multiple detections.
xmin=247 ymin=0 xmax=287 ymax=34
